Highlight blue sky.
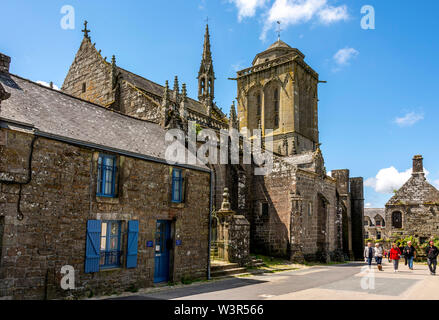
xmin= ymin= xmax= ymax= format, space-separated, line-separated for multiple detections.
xmin=1 ymin=0 xmax=438 ymax=207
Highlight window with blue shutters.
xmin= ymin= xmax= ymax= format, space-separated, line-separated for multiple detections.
xmin=97 ymin=154 xmax=118 ymax=197
xmin=171 ymin=168 xmax=183 ymax=203
xmin=100 ymin=220 xmax=122 ymax=269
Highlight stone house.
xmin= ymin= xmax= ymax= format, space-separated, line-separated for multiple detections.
xmin=384 ymin=155 xmax=439 ymax=245
xmin=363 ymin=208 xmax=386 ymax=241
xmin=0 ymin=54 xmax=211 ymax=299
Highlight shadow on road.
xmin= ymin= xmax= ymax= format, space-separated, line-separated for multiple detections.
xmin=108 ymin=277 xmax=268 ymax=300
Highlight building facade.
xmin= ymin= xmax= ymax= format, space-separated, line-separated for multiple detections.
xmin=0 ymin=21 xmax=366 ymax=298
xmin=0 ymin=55 xmax=211 ymax=299
xmin=384 ymin=155 xmax=439 ymax=244
xmin=364 ymin=208 xmax=386 ymax=241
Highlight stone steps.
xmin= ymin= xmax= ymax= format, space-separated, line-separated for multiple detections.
xmin=211 ymin=267 xmax=248 ymax=278
xmin=210 ymin=257 xmax=267 ymax=279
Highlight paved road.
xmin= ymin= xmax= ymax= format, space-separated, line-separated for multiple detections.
xmin=110 ymin=261 xmax=439 ymax=300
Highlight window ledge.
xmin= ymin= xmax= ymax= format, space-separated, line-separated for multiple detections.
xmin=96 ymin=196 xmax=120 ymax=204
xmin=170 ymin=202 xmax=185 ymax=209
xmin=100 ymin=267 xmax=123 ymax=272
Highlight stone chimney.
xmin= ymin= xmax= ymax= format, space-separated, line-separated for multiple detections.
xmin=412 ymin=155 xmax=424 ymax=174
xmin=0 ymin=53 xmax=11 ymax=73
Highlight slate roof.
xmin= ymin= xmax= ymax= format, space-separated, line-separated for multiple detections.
xmin=0 ymin=72 xmax=208 ymax=172
xmin=268 ymin=40 xmax=292 ymax=50
xmin=364 ymin=208 xmax=385 ymax=222
xmin=386 ymin=173 xmax=439 ymax=205
xmin=117 ymin=66 xmax=225 ymax=118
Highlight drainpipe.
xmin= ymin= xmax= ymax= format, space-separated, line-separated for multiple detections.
xmin=207 ymin=169 xmax=213 ymax=280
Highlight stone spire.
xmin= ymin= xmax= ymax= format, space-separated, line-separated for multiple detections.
xmin=162 ymin=80 xmax=170 ymax=106
xmin=161 ymin=80 xmax=171 ymax=128
xmin=179 ymin=83 xmax=189 ymax=129
xmin=111 ymin=55 xmax=118 ymax=89
xmin=198 ymin=23 xmax=215 ymax=106
xmin=229 ymin=101 xmax=238 ymax=130
xmin=173 ymin=76 xmax=180 ymax=103
xmin=181 ymin=83 xmax=187 ymax=100
xmin=202 ymin=24 xmax=212 ymax=61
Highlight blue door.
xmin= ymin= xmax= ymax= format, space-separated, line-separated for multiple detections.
xmin=154 ymin=220 xmax=171 ymax=283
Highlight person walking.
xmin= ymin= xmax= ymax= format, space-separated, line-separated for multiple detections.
xmin=364 ymin=242 xmax=375 ymax=268
xmin=389 ymin=243 xmax=401 ymax=272
xmin=403 ymin=241 xmax=416 ymax=270
xmin=374 ymin=242 xmax=384 ymax=271
xmin=425 ymin=240 xmax=439 ymax=275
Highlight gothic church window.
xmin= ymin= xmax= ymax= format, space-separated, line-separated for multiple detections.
xmin=256 ymin=94 xmax=261 ymax=116
xmin=392 ymin=211 xmax=402 ymax=229
xmin=274 ymin=88 xmax=279 ymax=128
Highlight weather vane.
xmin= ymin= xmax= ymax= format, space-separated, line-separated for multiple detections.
xmin=276 ymin=21 xmax=282 ymax=41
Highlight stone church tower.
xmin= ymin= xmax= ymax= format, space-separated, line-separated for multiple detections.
xmin=236 ymin=40 xmax=319 ymax=156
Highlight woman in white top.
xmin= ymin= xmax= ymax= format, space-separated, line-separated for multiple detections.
xmin=374 ymin=243 xmax=384 ymax=271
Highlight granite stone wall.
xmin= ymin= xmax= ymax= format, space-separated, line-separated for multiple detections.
xmin=0 ymin=128 xmax=210 ymax=299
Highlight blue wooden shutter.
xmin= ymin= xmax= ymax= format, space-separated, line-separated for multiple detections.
xmin=85 ymin=220 xmax=101 ymax=273
xmin=127 ymin=220 xmax=139 ymax=268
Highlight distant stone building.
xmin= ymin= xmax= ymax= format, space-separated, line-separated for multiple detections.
xmin=364 ymin=208 xmax=386 ymax=241
xmin=385 ymin=155 xmax=439 ymax=244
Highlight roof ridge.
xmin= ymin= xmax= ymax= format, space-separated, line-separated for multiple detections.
xmin=4 ymin=72 xmax=161 ymax=126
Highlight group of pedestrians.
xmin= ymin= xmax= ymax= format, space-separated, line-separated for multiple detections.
xmin=364 ymin=240 xmax=439 ymax=275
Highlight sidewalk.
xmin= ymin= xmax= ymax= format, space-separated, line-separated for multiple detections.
xmin=271 ymin=261 xmax=439 ymax=300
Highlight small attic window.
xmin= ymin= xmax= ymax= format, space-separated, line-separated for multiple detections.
xmin=82 ymin=82 xmax=86 ymax=93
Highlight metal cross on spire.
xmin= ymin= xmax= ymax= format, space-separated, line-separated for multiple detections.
xmin=82 ymin=20 xmax=91 ymax=39
xmin=276 ymin=21 xmax=282 ymax=41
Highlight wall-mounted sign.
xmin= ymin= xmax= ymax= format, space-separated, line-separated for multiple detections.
xmin=176 ymin=239 xmax=182 ymax=246
xmin=147 ymin=241 xmax=153 ymax=247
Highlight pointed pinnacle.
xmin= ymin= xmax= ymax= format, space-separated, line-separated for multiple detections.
xmin=111 ymin=55 xmax=116 ymax=66
xmin=173 ymin=76 xmax=179 ymax=93
xmin=182 ymin=83 xmax=187 ymax=98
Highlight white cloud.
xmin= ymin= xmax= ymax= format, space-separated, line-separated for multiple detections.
xmin=232 ymin=62 xmax=245 ymax=71
xmin=365 ymin=202 xmax=372 ymax=208
xmin=365 ymin=166 xmax=430 ymax=194
xmin=229 ymin=0 xmax=269 ymax=21
xmin=333 ymin=47 xmax=359 ymax=65
xmin=318 ymin=5 xmax=348 ymax=24
xmin=260 ymin=0 xmax=349 ymax=40
xmin=37 ymin=81 xmax=60 ymax=90
xmin=394 ymin=112 xmax=424 ymax=127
